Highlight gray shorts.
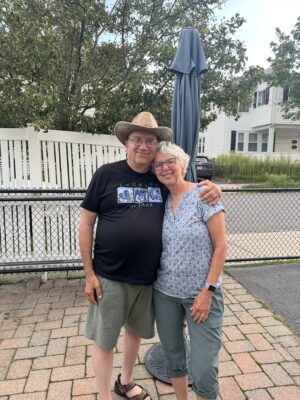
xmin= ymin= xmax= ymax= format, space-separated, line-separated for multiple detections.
xmin=85 ymin=276 xmax=155 ymax=350
xmin=153 ymin=288 xmax=224 ymax=400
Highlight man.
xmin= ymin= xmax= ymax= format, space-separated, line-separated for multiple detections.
xmin=79 ymin=111 xmax=221 ymax=400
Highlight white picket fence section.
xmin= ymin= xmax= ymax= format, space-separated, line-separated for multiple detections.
xmin=0 ymin=127 xmax=127 ymax=268
xmin=0 ymin=127 xmax=127 ymax=189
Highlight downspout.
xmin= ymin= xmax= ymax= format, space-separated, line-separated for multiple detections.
xmin=270 ymin=87 xmax=275 ymax=152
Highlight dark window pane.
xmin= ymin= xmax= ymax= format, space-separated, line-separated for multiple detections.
xmin=262 ymin=143 xmax=268 ymax=152
xmin=253 ymin=92 xmax=257 ymax=108
xmin=265 ymin=87 xmax=270 ymax=104
xmin=230 ymin=131 xmax=236 ymax=151
xmin=248 ymin=143 xmax=257 ymax=152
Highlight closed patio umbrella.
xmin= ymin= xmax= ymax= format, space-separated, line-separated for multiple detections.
xmin=144 ymin=28 xmax=208 ymax=385
xmin=170 ymin=27 xmax=208 ymax=182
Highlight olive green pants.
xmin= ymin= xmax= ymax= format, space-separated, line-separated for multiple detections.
xmin=154 ymin=288 xmax=224 ymax=399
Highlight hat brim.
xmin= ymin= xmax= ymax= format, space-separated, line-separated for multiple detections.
xmin=114 ymin=122 xmax=172 ymax=145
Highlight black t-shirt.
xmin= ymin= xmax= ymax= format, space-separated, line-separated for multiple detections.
xmin=81 ymin=160 xmax=168 ymax=285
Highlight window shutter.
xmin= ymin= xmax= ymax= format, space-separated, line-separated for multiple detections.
xmin=253 ymin=92 xmax=257 ymax=108
xmin=265 ymin=87 xmax=270 ymax=104
xmin=283 ymin=87 xmax=289 ymax=102
xmin=230 ymin=131 xmax=236 ymax=151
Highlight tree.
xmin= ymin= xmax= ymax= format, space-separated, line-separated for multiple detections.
xmin=0 ymin=0 xmax=262 ymax=133
xmin=268 ymin=17 xmax=300 ymax=121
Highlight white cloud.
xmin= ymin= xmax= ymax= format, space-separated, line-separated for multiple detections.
xmin=216 ymin=0 xmax=300 ymax=67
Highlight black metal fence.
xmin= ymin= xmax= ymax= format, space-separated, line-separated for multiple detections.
xmin=0 ymin=190 xmax=84 ymax=273
xmin=0 ymin=188 xmax=299 ymax=273
xmin=221 ymin=188 xmax=300 ymax=263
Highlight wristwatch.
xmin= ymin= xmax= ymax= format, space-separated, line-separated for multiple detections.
xmin=204 ymin=282 xmax=216 ymax=293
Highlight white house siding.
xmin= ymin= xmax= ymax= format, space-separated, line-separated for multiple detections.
xmin=202 ymin=111 xmax=252 ymax=158
xmin=275 ymin=128 xmax=300 ymax=154
xmin=226 ymin=112 xmax=252 ymax=151
xmin=250 ymin=103 xmax=273 ymax=128
xmin=250 ymin=84 xmax=273 ymax=128
xmin=250 ymin=86 xmax=299 ymax=129
xmin=202 ymin=113 xmax=226 ymax=158
xmin=201 ymin=84 xmax=300 ymax=160
xmin=274 ymin=108 xmax=300 ymax=126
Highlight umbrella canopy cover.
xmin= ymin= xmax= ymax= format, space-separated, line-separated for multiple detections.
xmin=170 ymin=27 xmax=208 ymax=181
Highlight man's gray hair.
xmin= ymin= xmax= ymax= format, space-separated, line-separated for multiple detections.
xmin=156 ymin=141 xmax=190 ymax=175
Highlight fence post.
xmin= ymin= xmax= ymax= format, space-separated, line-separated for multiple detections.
xmin=27 ymin=127 xmax=42 ymax=188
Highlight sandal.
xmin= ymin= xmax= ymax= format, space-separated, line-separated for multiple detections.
xmin=114 ymin=373 xmax=152 ymax=400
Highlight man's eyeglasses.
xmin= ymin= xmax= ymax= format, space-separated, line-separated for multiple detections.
xmin=153 ymin=157 xmax=177 ymax=171
xmin=127 ymin=137 xmax=158 ymax=147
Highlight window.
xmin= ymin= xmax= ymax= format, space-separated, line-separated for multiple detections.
xmin=257 ymin=91 xmax=263 ymax=106
xmin=265 ymin=87 xmax=270 ymax=104
xmin=262 ymin=133 xmax=268 ymax=152
xmin=255 ymin=87 xmax=270 ymax=107
xmin=198 ymin=138 xmax=202 ymax=154
xmin=253 ymin=92 xmax=257 ymax=108
xmin=198 ymin=137 xmax=205 ymax=153
xmin=230 ymin=131 xmax=236 ymax=151
xmin=283 ymin=87 xmax=289 ymax=102
xmin=248 ymin=133 xmax=258 ymax=152
xmin=237 ymin=132 xmax=244 ymax=151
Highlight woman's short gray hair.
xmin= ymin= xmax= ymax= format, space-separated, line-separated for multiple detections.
xmin=156 ymin=141 xmax=190 ymax=175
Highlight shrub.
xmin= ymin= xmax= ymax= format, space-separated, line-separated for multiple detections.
xmin=243 ymin=173 xmax=300 ymax=188
xmin=214 ymin=153 xmax=300 ymax=181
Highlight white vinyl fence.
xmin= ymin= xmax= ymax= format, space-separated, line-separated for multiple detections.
xmin=0 ymin=127 xmax=126 ymax=189
xmin=0 ymin=127 xmax=126 ymax=269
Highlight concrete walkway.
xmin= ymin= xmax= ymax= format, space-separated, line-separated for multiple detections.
xmin=0 ymin=274 xmax=299 ymax=400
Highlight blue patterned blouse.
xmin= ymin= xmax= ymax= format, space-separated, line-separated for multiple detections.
xmin=154 ymin=186 xmax=224 ymax=298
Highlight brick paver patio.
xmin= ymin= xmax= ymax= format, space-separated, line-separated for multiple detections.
xmin=0 ymin=274 xmax=299 ymax=399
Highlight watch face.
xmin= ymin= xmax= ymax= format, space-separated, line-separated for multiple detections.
xmin=208 ymin=285 xmax=216 ymax=292
xmin=204 ymin=282 xmax=216 ymax=292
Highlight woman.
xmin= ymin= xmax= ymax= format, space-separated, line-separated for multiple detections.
xmin=152 ymin=142 xmax=227 ymax=400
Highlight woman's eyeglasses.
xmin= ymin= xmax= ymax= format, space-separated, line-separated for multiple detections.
xmin=153 ymin=158 xmax=177 ymax=171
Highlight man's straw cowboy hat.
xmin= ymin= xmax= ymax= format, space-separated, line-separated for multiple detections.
xmin=114 ymin=111 xmax=172 ymax=145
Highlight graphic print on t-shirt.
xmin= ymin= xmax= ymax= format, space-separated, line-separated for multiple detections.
xmin=117 ymin=187 xmax=134 ymax=203
xmin=134 ymin=187 xmax=148 ymax=203
xmin=148 ymin=187 xmax=163 ymax=202
xmin=118 ymin=186 xmax=163 ymax=204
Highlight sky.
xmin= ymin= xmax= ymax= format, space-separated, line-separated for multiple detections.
xmin=215 ymin=0 xmax=300 ymax=68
